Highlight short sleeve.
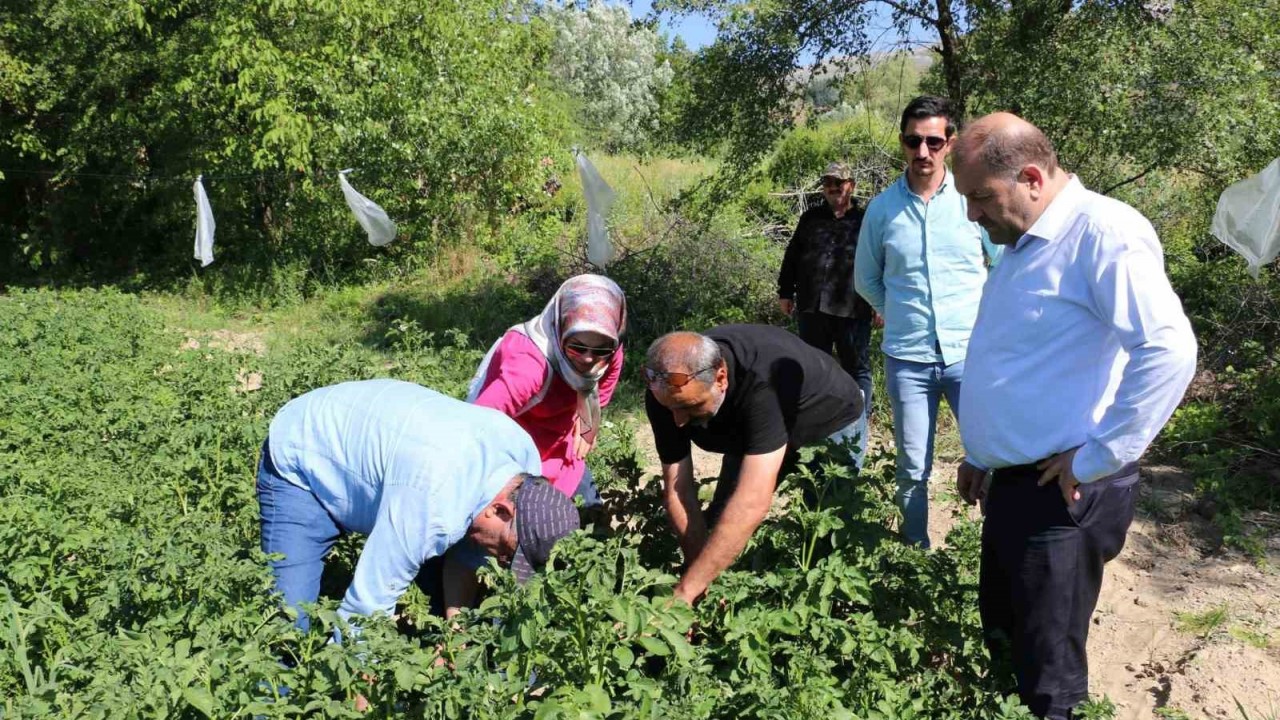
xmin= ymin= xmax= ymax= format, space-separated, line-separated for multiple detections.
xmin=645 ymin=390 xmax=692 ymax=465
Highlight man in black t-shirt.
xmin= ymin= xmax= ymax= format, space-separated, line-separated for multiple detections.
xmin=643 ymin=325 xmax=864 ymax=604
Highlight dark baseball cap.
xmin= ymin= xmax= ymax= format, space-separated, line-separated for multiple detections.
xmin=510 ymin=476 xmax=579 ymax=584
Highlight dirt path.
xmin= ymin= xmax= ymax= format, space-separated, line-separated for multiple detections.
xmin=626 ymin=414 xmax=1280 ymax=718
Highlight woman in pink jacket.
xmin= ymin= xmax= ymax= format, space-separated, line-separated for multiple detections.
xmin=469 ymin=274 xmax=626 ymax=508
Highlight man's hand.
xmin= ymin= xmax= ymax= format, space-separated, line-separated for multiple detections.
xmin=956 ymin=461 xmax=986 ymax=506
xmin=778 ymin=298 xmax=794 ymax=317
xmin=1037 ymin=447 xmax=1082 ymax=508
xmin=872 ymin=311 xmax=885 ymax=329
xmin=672 ymin=584 xmax=701 ymax=606
xmin=675 ymin=448 xmax=783 ymax=603
xmin=354 ymin=673 xmax=376 ymax=712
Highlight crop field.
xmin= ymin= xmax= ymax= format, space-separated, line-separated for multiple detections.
xmin=0 ymin=287 xmax=1066 ymax=719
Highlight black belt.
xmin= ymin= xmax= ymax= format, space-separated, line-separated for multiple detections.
xmin=991 ymin=460 xmax=1140 ymax=486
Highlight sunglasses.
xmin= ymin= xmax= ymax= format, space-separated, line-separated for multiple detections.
xmin=644 ymin=365 xmax=716 ymax=389
xmin=901 ymin=134 xmax=948 ymax=151
xmin=821 ymin=178 xmax=850 ymax=188
xmin=564 ymin=342 xmax=617 ymax=360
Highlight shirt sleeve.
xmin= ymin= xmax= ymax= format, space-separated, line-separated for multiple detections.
xmin=472 ymin=333 xmax=547 ymax=417
xmin=338 ymin=484 xmax=451 ymax=626
xmin=645 ymin=390 xmax=691 ymax=465
xmin=778 ymin=215 xmax=805 ymax=300
xmin=853 ymin=203 xmax=887 ymax=314
xmin=1071 ymin=231 xmax=1198 ymax=483
xmin=597 ymin=344 xmax=625 ymax=408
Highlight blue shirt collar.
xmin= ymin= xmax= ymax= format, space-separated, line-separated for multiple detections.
xmin=897 ymin=169 xmax=953 ymax=201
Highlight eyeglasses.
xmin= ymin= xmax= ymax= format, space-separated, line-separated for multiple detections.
xmin=644 ymin=365 xmax=716 ymax=389
xmin=564 ymin=342 xmax=617 ymax=360
xmin=901 ymin=134 xmax=948 ymax=151
xmin=821 ymin=178 xmax=850 ymax=189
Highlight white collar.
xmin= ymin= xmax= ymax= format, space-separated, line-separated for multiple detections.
xmin=1016 ymin=176 xmax=1085 ymax=250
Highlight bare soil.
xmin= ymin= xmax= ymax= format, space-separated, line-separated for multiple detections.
xmin=628 ymin=415 xmax=1280 ymax=719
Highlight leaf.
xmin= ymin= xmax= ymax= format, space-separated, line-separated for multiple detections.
xmin=635 ymin=635 xmax=669 ymax=656
xmin=182 ymin=687 xmax=215 ymax=718
xmin=611 ymin=644 xmax=635 ymax=669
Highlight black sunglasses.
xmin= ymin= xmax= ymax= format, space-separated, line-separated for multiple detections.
xmin=901 ymin=134 xmax=948 ymax=151
xmin=564 ymin=341 xmax=617 ymax=360
xmin=644 ymin=365 xmax=716 ymax=389
xmin=821 ymin=178 xmax=850 ymax=188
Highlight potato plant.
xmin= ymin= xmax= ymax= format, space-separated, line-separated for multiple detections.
xmin=0 ymin=289 xmax=1037 ymax=718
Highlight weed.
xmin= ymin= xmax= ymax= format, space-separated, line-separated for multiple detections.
xmin=1175 ymin=605 xmax=1230 ymax=637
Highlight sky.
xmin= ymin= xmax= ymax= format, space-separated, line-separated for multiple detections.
xmin=616 ymin=0 xmax=934 ymax=56
xmin=623 ymin=0 xmax=719 ymax=50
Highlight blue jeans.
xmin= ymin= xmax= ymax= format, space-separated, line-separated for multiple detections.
xmin=885 ymin=356 xmax=964 ymax=548
xmin=256 ymin=443 xmax=341 ymax=633
xmin=574 ymin=466 xmax=603 ymax=509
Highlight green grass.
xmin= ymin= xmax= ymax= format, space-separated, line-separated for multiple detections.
xmin=1175 ymin=604 xmax=1230 ymax=637
xmin=1228 ymin=625 xmax=1272 ymax=649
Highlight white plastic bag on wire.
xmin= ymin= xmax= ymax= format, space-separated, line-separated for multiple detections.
xmin=1211 ymin=156 xmax=1280 ymax=278
xmin=339 ymin=169 xmax=397 ymax=247
xmin=192 ymin=175 xmax=215 ymax=267
xmin=574 ymin=151 xmax=616 ymax=269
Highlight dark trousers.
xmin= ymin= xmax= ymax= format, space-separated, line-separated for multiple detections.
xmin=979 ymin=463 xmax=1139 ymax=719
xmin=796 ymin=311 xmax=873 ymax=415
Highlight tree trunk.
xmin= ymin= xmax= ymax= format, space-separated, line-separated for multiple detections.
xmin=933 ymin=0 xmax=966 ymax=115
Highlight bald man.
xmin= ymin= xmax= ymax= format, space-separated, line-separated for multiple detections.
xmin=951 ymin=113 xmax=1196 ymax=719
xmin=642 ymin=325 xmax=864 ymax=604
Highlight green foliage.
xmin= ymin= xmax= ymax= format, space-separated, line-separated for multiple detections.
xmin=1 ymin=0 xmax=568 ymax=291
xmin=1075 ymin=696 xmax=1118 ymax=720
xmin=739 ymin=116 xmax=898 ymax=226
xmin=958 ymin=0 xmax=1280 ymax=191
xmin=656 ymin=0 xmax=960 ymax=171
xmin=608 ymin=205 xmax=783 ymax=344
xmin=0 ymin=287 xmax=1044 ymax=718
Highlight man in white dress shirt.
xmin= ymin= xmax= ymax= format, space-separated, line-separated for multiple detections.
xmin=951 ymin=113 xmax=1197 ymax=719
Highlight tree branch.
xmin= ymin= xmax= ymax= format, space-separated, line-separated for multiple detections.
xmin=1100 ymin=164 xmax=1158 ymax=196
xmin=870 ymin=0 xmax=939 ymax=28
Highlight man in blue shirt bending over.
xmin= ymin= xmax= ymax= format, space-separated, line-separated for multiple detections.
xmin=256 ymin=379 xmax=579 ymax=633
xmin=855 ymin=96 xmax=1000 ymax=547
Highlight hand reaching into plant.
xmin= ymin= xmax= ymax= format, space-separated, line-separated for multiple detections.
xmin=353 ymin=673 xmax=376 ymax=713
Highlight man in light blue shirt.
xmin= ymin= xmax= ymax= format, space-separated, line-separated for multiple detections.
xmin=854 ymin=95 xmax=1000 ymax=547
xmin=952 ymin=113 xmax=1195 ymax=719
xmin=256 ymin=379 xmax=579 ymax=634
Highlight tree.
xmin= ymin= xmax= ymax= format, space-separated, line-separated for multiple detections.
xmin=0 ymin=0 xmax=567 ymax=286
xmin=655 ymin=0 xmax=966 ymax=167
xmin=956 ymin=0 xmax=1280 ymax=192
xmin=539 ymin=1 xmax=674 ymax=152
